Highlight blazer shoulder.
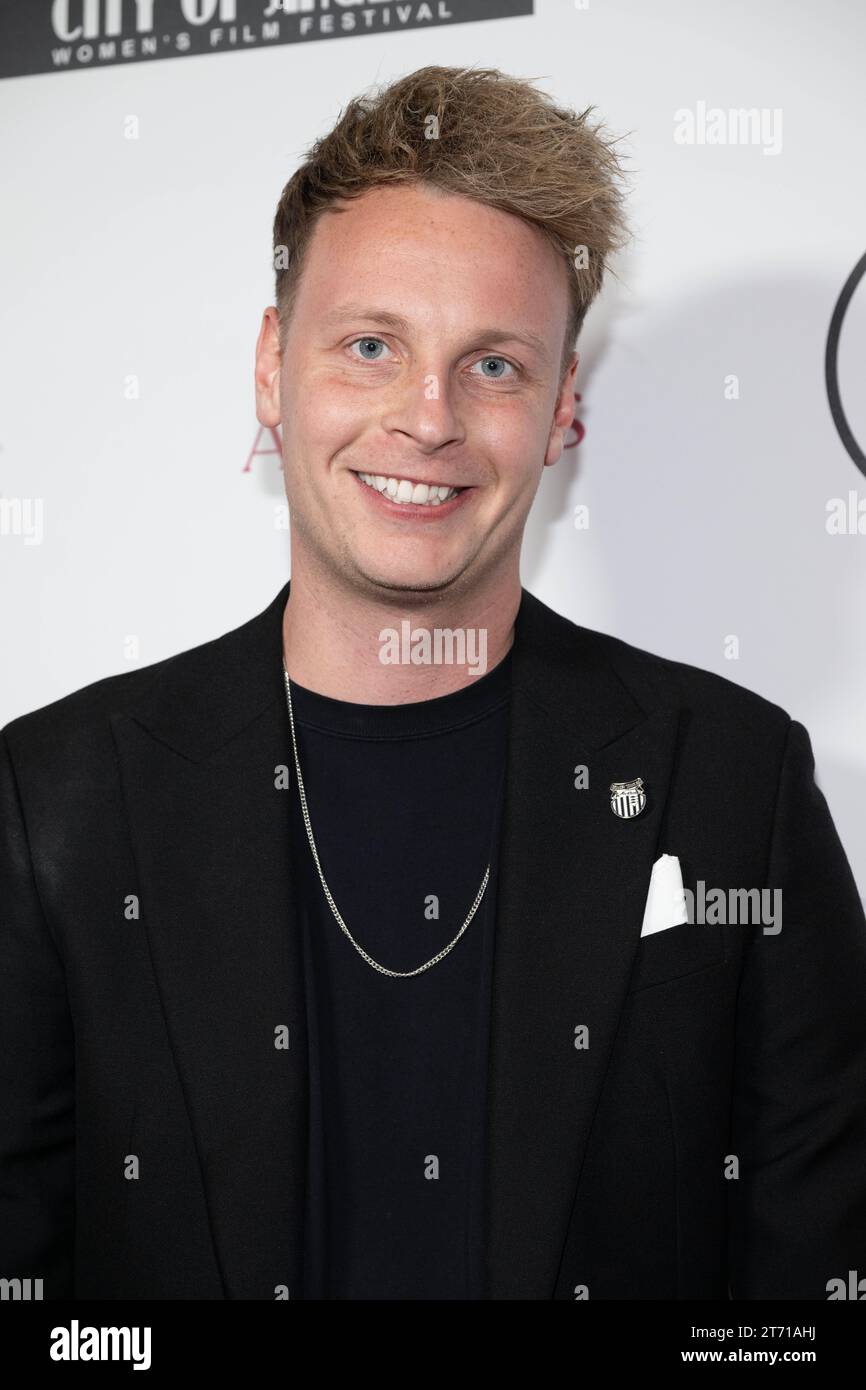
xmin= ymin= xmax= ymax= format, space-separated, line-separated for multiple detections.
xmin=579 ymin=622 xmax=793 ymax=740
xmin=4 ymin=656 xmax=167 ymax=749
xmin=1 ymin=584 xmax=286 ymax=773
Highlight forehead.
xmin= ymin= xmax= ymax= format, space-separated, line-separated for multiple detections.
xmin=294 ymin=182 xmax=568 ymax=343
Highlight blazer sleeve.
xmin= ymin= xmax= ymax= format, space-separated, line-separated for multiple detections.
xmin=0 ymin=730 xmax=75 ymax=1298
xmin=727 ymin=717 xmax=866 ymax=1298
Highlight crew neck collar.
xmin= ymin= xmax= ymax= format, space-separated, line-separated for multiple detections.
xmin=284 ymin=645 xmax=513 ymax=740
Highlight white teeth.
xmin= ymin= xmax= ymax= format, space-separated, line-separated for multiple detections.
xmin=356 ymin=472 xmax=460 ymax=506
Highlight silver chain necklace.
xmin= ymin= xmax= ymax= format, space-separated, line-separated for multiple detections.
xmin=282 ymin=661 xmax=491 ymax=979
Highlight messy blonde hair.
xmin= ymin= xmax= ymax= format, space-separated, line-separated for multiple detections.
xmin=272 ymin=65 xmax=631 ymax=379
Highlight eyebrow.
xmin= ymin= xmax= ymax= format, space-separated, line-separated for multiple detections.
xmin=319 ymin=303 xmax=551 ymax=363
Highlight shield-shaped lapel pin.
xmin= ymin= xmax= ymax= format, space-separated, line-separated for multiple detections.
xmin=609 ymin=777 xmax=647 ymax=820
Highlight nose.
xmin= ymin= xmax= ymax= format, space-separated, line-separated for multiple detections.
xmin=379 ymin=365 xmax=466 ymax=454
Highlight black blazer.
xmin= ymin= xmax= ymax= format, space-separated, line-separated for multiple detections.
xmin=2 ymin=580 xmax=865 ymax=1300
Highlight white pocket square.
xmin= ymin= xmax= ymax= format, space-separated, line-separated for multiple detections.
xmin=640 ymin=853 xmax=689 ymax=937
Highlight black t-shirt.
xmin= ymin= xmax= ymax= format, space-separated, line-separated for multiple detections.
xmin=286 ymin=648 xmax=512 ymax=1299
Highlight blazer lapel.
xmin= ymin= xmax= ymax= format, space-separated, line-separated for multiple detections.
xmin=110 ymin=581 xmax=303 ymax=1300
xmin=484 ymin=589 xmax=680 ymax=1298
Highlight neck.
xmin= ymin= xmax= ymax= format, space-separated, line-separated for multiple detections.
xmin=282 ymin=551 xmax=520 ymax=705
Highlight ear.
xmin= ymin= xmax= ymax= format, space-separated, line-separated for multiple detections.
xmin=254 ymin=306 xmax=282 ymax=427
xmin=544 ymin=352 xmax=579 ymax=468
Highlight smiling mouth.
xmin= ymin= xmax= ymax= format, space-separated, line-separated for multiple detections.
xmin=352 ymin=470 xmax=467 ymax=508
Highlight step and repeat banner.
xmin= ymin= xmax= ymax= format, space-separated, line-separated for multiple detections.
xmin=0 ymin=0 xmax=864 ymax=890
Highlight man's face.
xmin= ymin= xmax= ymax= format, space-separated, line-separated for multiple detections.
xmin=256 ymin=182 xmax=577 ymax=602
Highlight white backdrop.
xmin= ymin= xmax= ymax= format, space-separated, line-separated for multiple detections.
xmin=1 ymin=0 xmax=864 ymax=894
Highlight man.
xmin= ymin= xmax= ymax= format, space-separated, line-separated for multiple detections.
xmin=2 ymin=65 xmax=865 ymax=1302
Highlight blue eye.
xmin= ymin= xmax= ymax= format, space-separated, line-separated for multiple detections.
xmin=350 ymin=337 xmax=390 ymax=361
xmin=347 ymin=340 xmax=516 ymax=378
xmin=471 ymin=356 xmax=515 ymax=380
